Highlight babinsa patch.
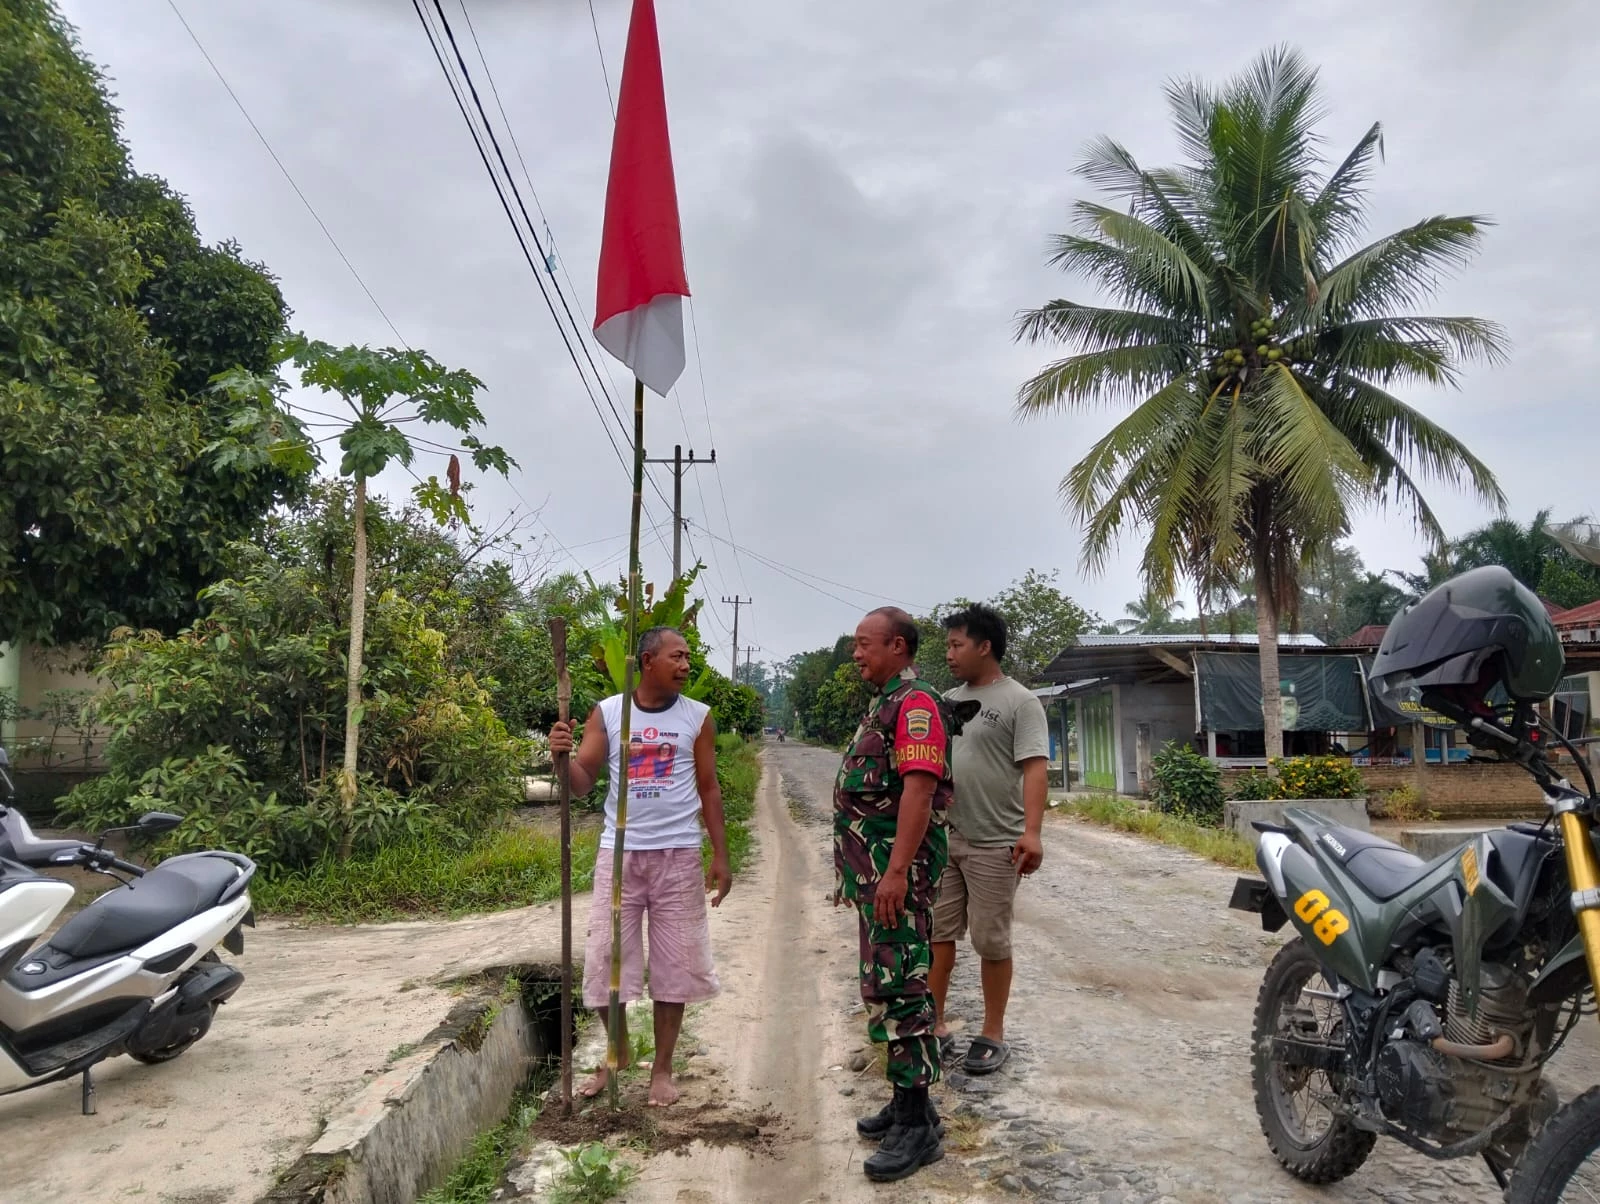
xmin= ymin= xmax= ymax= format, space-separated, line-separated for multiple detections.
xmin=904 ymin=707 xmax=932 ymax=740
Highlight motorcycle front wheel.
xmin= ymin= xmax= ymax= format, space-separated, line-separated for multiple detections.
xmin=1252 ymin=938 xmax=1375 ymax=1184
xmin=1507 ymin=1086 xmax=1600 ymax=1203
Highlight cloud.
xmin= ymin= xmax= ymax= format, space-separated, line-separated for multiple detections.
xmin=53 ymin=0 xmax=1600 ymax=665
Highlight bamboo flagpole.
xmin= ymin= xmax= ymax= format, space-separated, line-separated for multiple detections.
xmin=547 ymin=618 xmax=574 ymax=1116
xmin=606 ymin=379 xmax=646 ymax=1110
xmin=590 ymin=0 xmax=691 ymax=1111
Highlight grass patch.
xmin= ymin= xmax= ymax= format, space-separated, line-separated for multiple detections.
xmin=254 ymin=825 xmax=601 ymax=923
xmin=1061 ymin=794 xmax=1257 ymax=871
xmin=941 ymin=1109 xmax=987 ymax=1153
xmin=416 ymin=1084 xmax=544 ymax=1204
xmin=707 ymin=734 xmax=759 ymax=877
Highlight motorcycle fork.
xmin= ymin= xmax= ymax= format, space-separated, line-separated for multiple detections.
xmin=1558 ymin=810 xmax=1600 ymax=1012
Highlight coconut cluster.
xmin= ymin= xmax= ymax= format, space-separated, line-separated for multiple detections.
xmin=1210 ymin=314 xmax=1300 ymax=385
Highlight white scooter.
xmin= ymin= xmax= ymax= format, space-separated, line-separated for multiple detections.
xmin=0 ymin=745 xmax=255 ymax=1114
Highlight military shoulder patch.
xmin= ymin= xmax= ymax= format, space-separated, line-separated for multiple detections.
xmin=904 ymin=706 xmax=932 ymax=740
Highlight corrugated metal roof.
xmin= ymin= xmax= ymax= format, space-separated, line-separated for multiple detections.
xmin=1073 ymin=632 xmax=1326 ymax=648
xmin=1556 ymin=599 xmax=1600 ymax=627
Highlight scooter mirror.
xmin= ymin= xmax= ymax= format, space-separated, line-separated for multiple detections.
xmin=137 ymin=811 xmax=184 ymax=834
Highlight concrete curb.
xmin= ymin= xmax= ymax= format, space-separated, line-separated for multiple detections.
xmin=1398 ymin=824 xmax=1500 ymax=860
xmin=259 ymin=973 xmax=553 ymax=1204
xmin=1224 ymin=798 xmax=1370 ymax=840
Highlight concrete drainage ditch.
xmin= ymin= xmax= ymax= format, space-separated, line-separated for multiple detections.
xmin=259 ymin=964 xmax=565 ymax=1204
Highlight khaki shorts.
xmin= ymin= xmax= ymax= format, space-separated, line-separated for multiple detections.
xmin=932 ymin=829 xmax=1020 ymax=960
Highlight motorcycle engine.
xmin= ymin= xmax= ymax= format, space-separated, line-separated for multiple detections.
xmin=1376 ymin=958 xmax=1543 ymax=1142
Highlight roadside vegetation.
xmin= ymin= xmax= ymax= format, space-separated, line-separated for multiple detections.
xmin=1060 ymin=794 xmax=1258 ymax=871
xmin=255 ymin=735 xmax=760 ymax=923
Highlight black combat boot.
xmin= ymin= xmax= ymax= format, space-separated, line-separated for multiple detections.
xmin=855 ymin=1085 xmax=945 ymax=1141
xmin=862 ymin=1084 xmax=944 ymax=1182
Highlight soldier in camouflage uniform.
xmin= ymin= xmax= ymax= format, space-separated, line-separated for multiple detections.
xmin=834 ymin=606 xmax=968 ymax=1183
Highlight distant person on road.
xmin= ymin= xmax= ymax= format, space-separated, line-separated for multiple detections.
xmin=929 ymin=604 xmax=1049 ymax=1076
xmin=833 ymin=607 xmax=975 ymax=1183
xmin=547 ymin=626 xmax=733 ymax=1107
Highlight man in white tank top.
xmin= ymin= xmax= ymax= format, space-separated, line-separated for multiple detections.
xmin=547 ymin=626 xmax=731 ymax=1106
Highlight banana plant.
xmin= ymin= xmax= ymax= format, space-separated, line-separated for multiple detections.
xmin=586 ymin=564 xmax=715 ymax=699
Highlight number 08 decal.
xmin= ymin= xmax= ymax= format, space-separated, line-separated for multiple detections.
xmin=1293 ymin=889 xmax=1350 ymax=946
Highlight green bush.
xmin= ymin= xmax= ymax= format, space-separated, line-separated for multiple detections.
xmin=1271 ymin=755 xmax=1366 ymax=800
xmin=60 ymin=538 xmax=527 ymax=870
xmin=257 ymin=738 xmax=760 ymax=922
xmin=1373 ymin=781 xmax=1437 ymax=822
xmin=1227 ymin=756 xmax=1366 ymax=802
xmin=1230 ymin=768 xmax=1277 ymax=801
xmin=1150 ymin=741 xmax=1225 ymax=825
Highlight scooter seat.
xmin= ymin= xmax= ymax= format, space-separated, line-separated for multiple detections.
xmin=49 ymin=857 xmax=240 ymax=960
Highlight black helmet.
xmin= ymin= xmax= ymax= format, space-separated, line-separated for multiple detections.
xmin=1370 ymin=565 xmax=1565 ymax=712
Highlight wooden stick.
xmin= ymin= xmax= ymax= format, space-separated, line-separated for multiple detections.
xmin=549 ymin=617 xmax=574 ymax=1117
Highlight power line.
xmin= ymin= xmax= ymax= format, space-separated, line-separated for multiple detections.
xmin=452 ymin=0 xmax=690 ymax=541
xmin=170 ymin=0 xmax=652 ymax=592
xmin=586 ymin=0 xmax=617 ymax=119
xmin=685 ymin=298 xmax=751 ymax=597
xmin=412 ymin=2 xmax=634 ymax=484
xmin=424 ymin=0 xmax=678 ymax=547
xmin=166 ymin=0 xmax=407 ymax=347
xmin=577 ymin=4 xmax=751 ymax=647
xmin=454 ymin=0 xmax=631 ymax=442
xmin=687 ymin=520 xmax=935 ymax=614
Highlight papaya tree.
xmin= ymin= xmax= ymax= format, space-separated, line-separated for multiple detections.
xmin=226 ymin=336 xmax=513 ymax=855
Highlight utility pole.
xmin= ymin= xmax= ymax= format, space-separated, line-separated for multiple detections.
xmin=644 ymin=444 xmax=715 ymax=580
xmin=721 ymin=596 xmax=752 ymax=678
xmin=740 ymin=645 xmax=760 ymax=682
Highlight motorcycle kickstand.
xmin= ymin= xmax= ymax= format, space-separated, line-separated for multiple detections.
xmin=81 ymin=1067 xmax=95 ymax=1116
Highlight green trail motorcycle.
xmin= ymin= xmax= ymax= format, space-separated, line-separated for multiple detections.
xmin=1230 ymin=566 xmax=1600 ymax=1201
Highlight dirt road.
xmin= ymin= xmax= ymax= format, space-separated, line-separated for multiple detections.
xmin=629 ymin=740 xmax=1600 ymax=1204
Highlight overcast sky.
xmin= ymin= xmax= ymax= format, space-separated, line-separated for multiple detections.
xmin=57 ymin=0 xmax=1599 ymax=666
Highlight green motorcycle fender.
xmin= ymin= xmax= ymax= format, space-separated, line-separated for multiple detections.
xmin=1530 ymin=933 xmax=1595 ymax=1005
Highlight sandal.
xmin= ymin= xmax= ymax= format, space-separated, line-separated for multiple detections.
xmin=963 ymin=1035 xmax=1010 ymax=1076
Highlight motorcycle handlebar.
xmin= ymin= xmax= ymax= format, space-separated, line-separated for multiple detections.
xmin=79 ymin=847 xmax=146 ymax=878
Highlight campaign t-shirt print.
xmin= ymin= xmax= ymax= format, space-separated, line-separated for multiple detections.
xmin=627 ymin=725 xmax=679 ymax=799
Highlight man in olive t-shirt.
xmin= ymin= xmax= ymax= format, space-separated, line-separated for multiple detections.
xmin=929 ymin=604 xmax=1049 ymax=1076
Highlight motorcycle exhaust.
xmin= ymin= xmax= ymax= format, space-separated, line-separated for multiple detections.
xmin=127 ymin=963 xmax=245 ymax=1056
xmin=1432 ymin=1034 xmax=1515 ymax=1060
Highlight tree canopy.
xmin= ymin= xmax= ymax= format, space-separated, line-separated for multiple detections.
xmin=780 ymin=568 xmax=1095 ymax=740
xmin=0 ymin=0 xmax=308 ymax=646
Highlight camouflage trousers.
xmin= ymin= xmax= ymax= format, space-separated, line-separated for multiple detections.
xmin=848 ymin=822 xmax=948 ymax=1089
xmin=857 ymin=900 xmax=940 ymax=1088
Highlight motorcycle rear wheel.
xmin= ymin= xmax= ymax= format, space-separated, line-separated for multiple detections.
xmin=1252 ymin=938 xmax=1375 ymax=1184
xmin=1506 ymin=1085 xmax=1600 ymax=1203
xmin=128 ymin=952 xmax=223 ymax=1065
xmin=128 ymin=1002 xmax=215 ymax=1064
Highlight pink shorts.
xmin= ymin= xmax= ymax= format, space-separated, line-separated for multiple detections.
xmin=583 ymin=846 xmax=720 ymax=1008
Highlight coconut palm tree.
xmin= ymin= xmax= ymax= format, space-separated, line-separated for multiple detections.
xmin=1116 ymin=593 xmax=1186 ymax=634
xmin=1015 ymin=45 xmax=1506 ymax=765
xmin=1447 ymin=509 xmax=1557 ymax=591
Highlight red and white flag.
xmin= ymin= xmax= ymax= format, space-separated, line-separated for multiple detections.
xmin=594 ymin=0 xmax=689 ymax=399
